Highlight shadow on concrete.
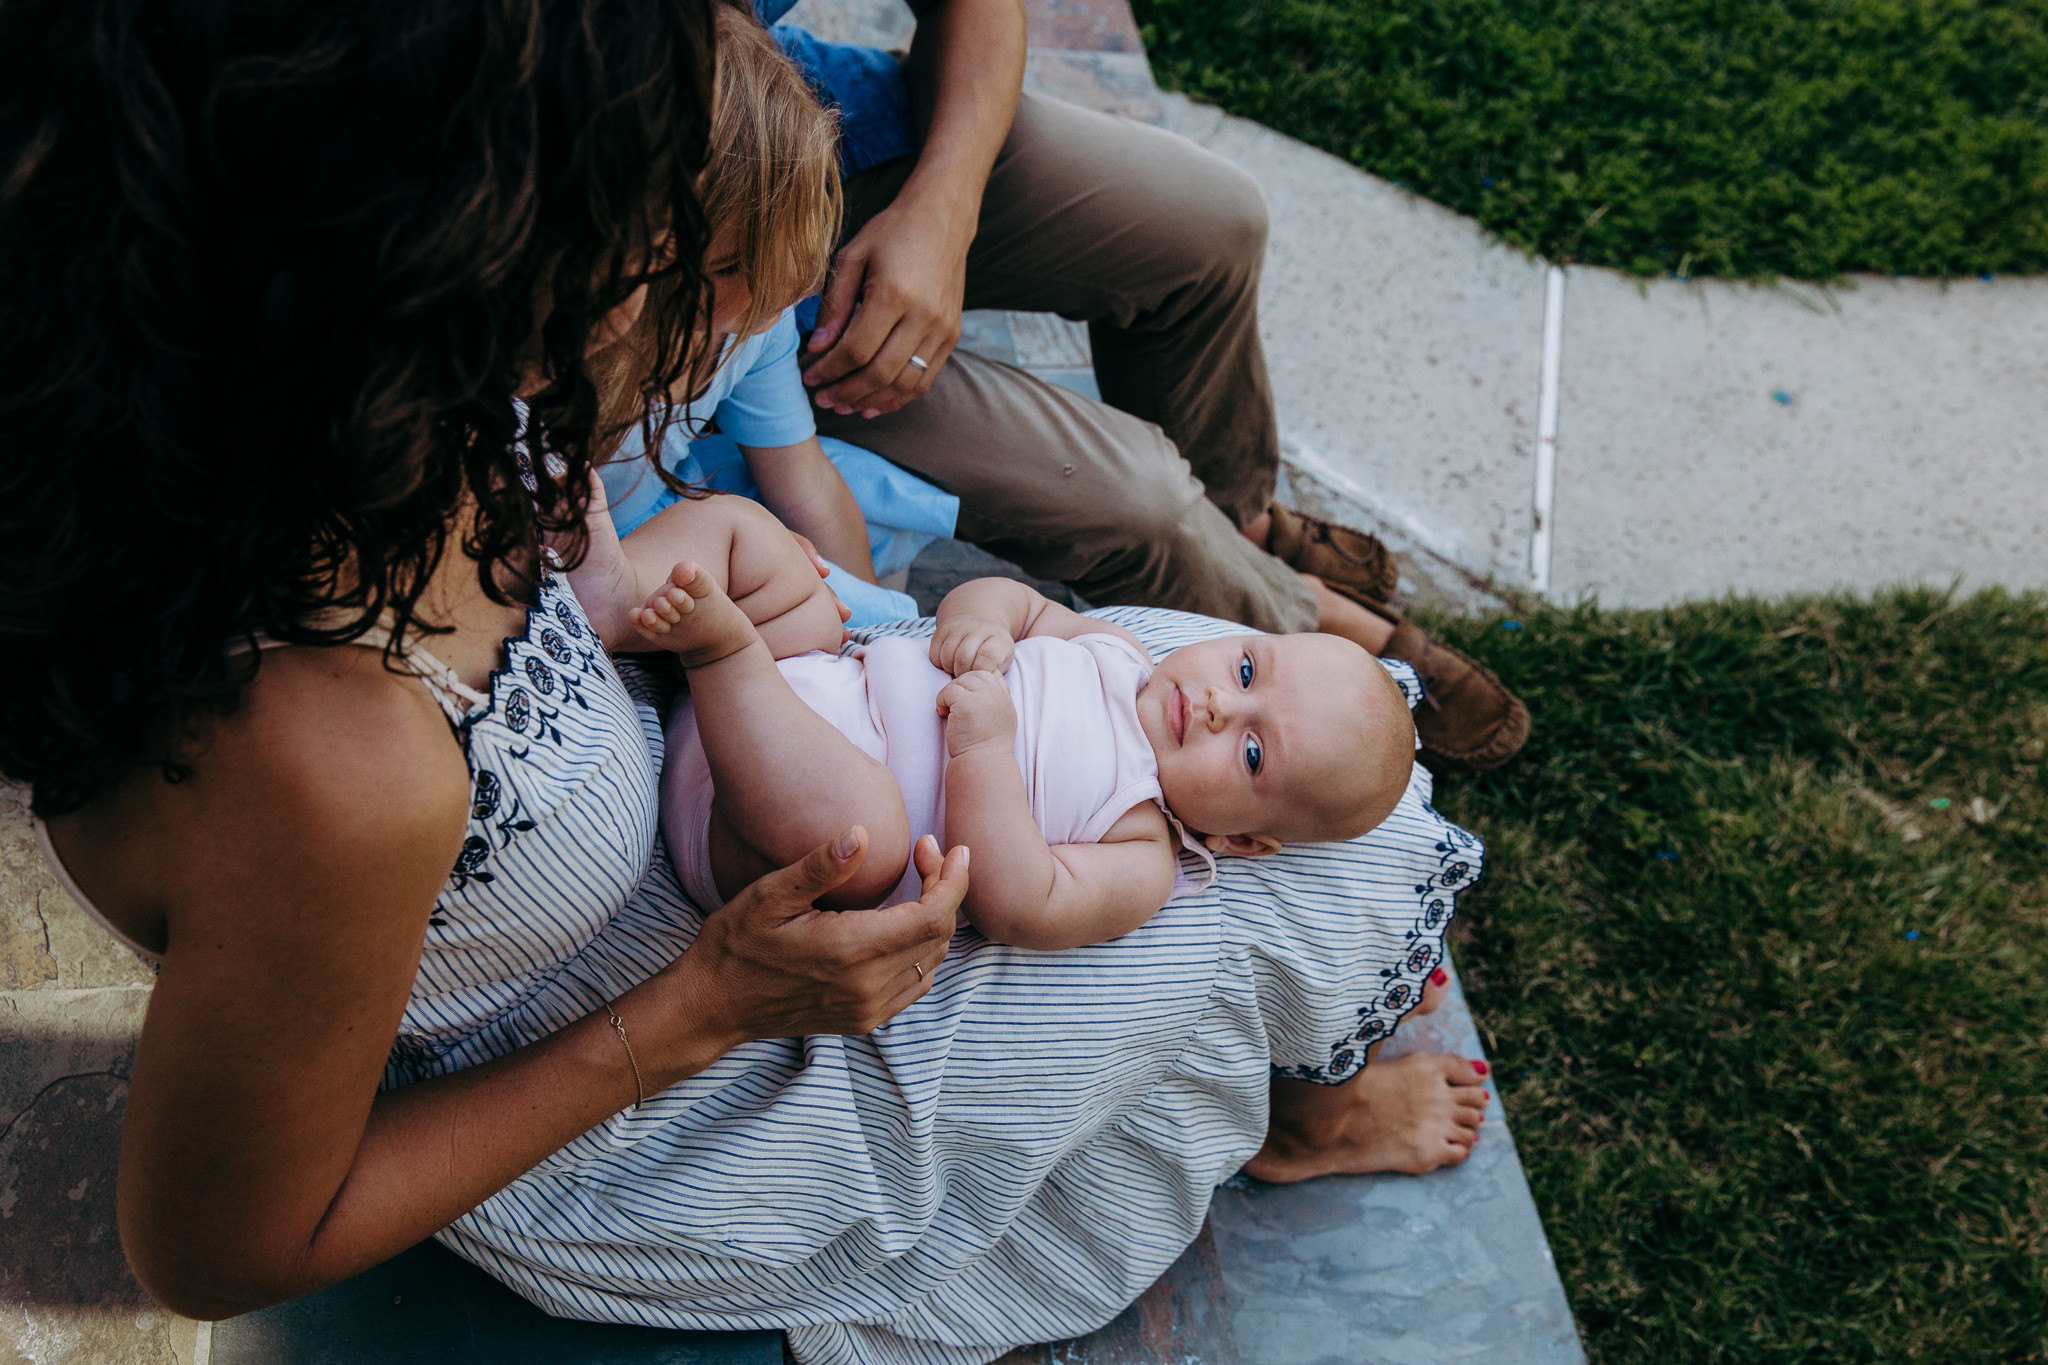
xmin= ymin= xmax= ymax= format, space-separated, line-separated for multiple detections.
xmin=0 ymin=1055 xmax=147 ymax=1312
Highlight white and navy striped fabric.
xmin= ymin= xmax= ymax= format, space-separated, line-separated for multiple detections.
xmin=382 ymin=566 xmax=660 ymax=1087
xmin=397 ymin=598 xmax=1484 ymax=1365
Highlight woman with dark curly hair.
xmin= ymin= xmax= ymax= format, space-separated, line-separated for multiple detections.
xmin=0 ymin=0 xmax=961 ymax=1323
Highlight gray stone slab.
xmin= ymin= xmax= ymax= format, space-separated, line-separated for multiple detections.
xmin=1551 ymin=271 xmax=2048 ymax=606
xmin=999 ymin=963 xmax=1583 ymax=1365
xmin=1208 ymin=966 xmax=1583 ymax=1365
xmin=0 ymin=977 xmax=204 ymax=1365
xmin=1156 ymin=93 xmax=1550 ymax=596
xmin=778 ymin=0 xmax=913 ymax=48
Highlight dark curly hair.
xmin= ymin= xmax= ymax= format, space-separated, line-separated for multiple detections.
xmin=0 ymin=0 xmax=717 ymax=817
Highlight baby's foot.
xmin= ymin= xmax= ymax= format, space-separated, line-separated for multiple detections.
xmin=631 ymin=562 xmax=760 ymax=669
xmin=1247 ymin=1052 xmax=1489 ymax=1181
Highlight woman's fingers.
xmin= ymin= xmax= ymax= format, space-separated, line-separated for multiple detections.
xmin=751 ymin=825 xmax=867 ymax=921
xmin=787 ymin=530 xmax=833 ymax=579
xmin=678 ymin=831 xmax=962 ymax=1041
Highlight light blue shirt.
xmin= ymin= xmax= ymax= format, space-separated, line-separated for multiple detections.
xmin=598 ymin=309 xmax=817 ymax=535
xmin=598 ymin=306 xmax=957 ymax=628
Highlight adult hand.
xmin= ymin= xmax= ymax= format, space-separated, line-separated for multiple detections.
xmin=787 ymin=528 xmax=854 ymax=624
xmin=801 ymin=199 xmax=973 ymax=419
xmin=666 ymin=827 xmax=965 ymax=1047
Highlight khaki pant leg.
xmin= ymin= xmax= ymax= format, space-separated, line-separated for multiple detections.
xmin=818 ymin=345 xmax=1314 ymax=630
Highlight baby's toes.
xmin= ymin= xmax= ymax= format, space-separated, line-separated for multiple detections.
xmin=665 ymin=560 xmax=720 ymax=605
xmin=652 ymin=583 xmax=698 ymax=620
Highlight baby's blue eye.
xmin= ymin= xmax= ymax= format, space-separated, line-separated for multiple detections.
xmin=1245 ymin=734 xmax=1263 ymax=775
xmin=1237 ymin=654 xmax=1254 ymax=688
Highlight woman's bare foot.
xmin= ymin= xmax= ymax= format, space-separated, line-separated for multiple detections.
xmin=1247 ymin=966 xmax=1481 ymax=1182
xmin=1417 ymin=964 xmax=1450 ymax=1014
xmin=1248 ymin=1051 xmax=1489 ymax=1181
xmin=631 ymin=561 xmax=760 ymax=668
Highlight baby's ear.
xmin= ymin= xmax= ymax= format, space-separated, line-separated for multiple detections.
xmin=1203 ymin=832 xmax=1283 ymax=858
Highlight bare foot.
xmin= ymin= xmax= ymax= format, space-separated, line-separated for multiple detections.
xmin=630 ymin=562 xmax=759 ymax=668
xmin=1248 ymin=1049 xmax=1489 ymax=1181
xmin=1415 ymin=965 xmax=1450 ymax=1015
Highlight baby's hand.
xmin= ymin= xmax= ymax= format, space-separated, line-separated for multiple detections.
xmin=936 ymin=670 xmax=1017 ymax=757
xmin=930 ymin=611 xmax=1015 ymax=677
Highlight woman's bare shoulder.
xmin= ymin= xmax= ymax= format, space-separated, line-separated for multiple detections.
xmin=59 ymin=645 xmax=472 ymax=951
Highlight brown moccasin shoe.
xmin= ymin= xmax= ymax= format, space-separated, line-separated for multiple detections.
xmin=1265 ymin=504 xmax=1399 ymax=607
xmin=1376 ymin=612 xmax=1530 ymax=770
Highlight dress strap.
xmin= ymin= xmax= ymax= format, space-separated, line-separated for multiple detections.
xmin=231 ymin=622 xmax=488 ymax=728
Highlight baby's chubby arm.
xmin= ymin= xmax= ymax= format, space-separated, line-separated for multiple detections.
xmin=938 ymin=670 xmax=1176 ymax=951
xmin=929 ymin=578 xmax=1149 ymax=677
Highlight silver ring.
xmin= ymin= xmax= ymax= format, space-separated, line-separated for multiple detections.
xmin=912 ymin=961 xmax=925 ymax=981
xmin=907 ymin=354 xmax=929 ymax=372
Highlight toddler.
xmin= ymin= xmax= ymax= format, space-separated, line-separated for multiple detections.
xmin=578 ymin=492 xmax=1418 ymax=948
xmin=589 ymin=3 xmax=953 ymax=630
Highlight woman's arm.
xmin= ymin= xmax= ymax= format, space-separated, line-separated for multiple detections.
xmin=801 ymin=0 xmax=1026 ymax=417
xmin=937 ymin=670 xmax=1174 ymax=950
xmin=94 ymin=652 xmax=961 ymax=1318
xmin=742 ymin=436 xmax=879 ymax=584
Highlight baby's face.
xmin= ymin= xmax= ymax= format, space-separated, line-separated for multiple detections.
xmin=1135 ymin=632 xmax=1414 ymax=851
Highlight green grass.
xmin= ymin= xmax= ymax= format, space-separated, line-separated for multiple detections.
xmin=1132 ymin=0 xmax=2048 ymax=279
xmin=1422 ymin=588 xmax=2048 ymax=1363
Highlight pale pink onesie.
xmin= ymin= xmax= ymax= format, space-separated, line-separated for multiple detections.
xmin=662 ymin=632 xmax=1217 ymax=911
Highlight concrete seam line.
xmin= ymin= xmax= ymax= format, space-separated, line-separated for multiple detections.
xmin=192 ymin=1319 xmax=212 ymax=1365
xmin=1531 ymin=264 xmax=1566 ymax=595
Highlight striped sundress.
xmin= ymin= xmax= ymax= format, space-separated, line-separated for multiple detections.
xmin=385 ymin=578 xmax=1485 ymax=1365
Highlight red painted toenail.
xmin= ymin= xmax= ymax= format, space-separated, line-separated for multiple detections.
xmin=1471 ymin=1060 xmax=1489 ymax=1076
xmin=1430 ymin=968 xmax=1448 ymax=986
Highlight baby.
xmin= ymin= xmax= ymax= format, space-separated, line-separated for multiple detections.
xmin=577 ymin=491 xmax=1418 ymax=950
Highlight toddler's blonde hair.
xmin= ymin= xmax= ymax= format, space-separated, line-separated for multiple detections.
xmin=596 ymin=2 xmax=841 ymax=451
xmin=701 ymin=0 xmax=842 ymax=342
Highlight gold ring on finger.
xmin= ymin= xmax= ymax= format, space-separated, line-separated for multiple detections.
xmin=912 ymin=960 xmax=925 ymax=981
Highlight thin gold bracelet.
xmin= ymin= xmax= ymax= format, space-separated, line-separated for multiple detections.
xmin=603 ymin=1002 xmax=646 ymax=1110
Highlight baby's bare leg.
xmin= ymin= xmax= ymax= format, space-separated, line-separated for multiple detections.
xmin=627 ymin=510 xmax=910 ymax=909
xmin=664 ymin=567 xmax=907 ymax=908
xmin=621 ymin=494 xmax=847 ymax=660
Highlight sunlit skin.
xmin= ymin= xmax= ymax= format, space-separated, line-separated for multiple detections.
xmin=1135 ymin=632 xmax=1414 ymax=856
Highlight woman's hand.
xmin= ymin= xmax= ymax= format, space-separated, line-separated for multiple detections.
xmin=660 ymin=827 xmax=966 ymax=1051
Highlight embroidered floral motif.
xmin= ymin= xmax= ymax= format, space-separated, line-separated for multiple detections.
xmin=1274 ymin=816 xmax=1485 ymax=1086
xmin=449 ymin=835 xmax=494 ymax=889
xmin=472 ymin=769 xmax=502 ymax=821
xmin=553 ymin=598 xmax=584 ymax=640
xmin=539 ymin=627 xmax=574 ymax=664
xmin=525 ymin=657 xmax=557 ymax=695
